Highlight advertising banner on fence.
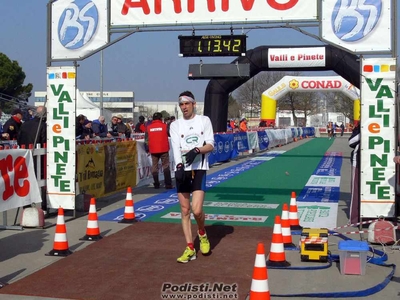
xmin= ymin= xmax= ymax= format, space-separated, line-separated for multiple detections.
xmin=257 ymin=130 xmax=269 ymax=150
xmin=47 ymin=66 xmax=76 ymax=209
xmin=0 ymin=149 xmax=41 ymax=212
xmin=77 ymin=141 xmax=137 ymax=197
xmin=209 ymin=134 xmax=234 ymax=166
xmin=360 ymin=57 xmax=396 ymax=218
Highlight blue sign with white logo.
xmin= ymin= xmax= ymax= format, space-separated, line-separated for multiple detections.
xmin=58 ymin=0 xmax=99 ymax=49
xmin=331 ymin=0 xmax=382 ymax=42
xmin=257 ymin=130 xmax=269 ymax=150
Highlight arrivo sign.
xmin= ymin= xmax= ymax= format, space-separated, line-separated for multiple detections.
xmin=120 ymin=0 xmax=300 ymax=14
xmin=112 ymin=0 xmax=316 ymax=26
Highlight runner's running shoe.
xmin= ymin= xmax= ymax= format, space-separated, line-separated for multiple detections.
xmin=177 ymin=247 xmax=196 ymax=263
xmin=198 ymin=231 xmax=210 ymax=254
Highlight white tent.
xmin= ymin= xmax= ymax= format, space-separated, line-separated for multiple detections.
xmin=76 ymin=89 xmax=113 ymax=123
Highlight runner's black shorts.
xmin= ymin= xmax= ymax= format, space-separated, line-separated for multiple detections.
xmin=176 ymin=170 xmax=207 ymax=193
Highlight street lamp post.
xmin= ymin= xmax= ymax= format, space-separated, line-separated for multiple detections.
xmin=100 ymin=50 xmax=104 ymax=116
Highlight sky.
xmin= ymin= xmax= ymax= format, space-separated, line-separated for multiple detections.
xmin=1 ymin=1 xmax=399 ymax=103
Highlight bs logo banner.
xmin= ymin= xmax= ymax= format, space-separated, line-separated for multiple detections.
xmin=331 ymin=0 xmax=382 ymax=42
xmin=58 ymin=0 xmax=99 ymax=49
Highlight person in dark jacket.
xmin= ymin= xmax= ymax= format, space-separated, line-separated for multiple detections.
xmin=17 ymin=106 xmax=47 ymax=210
xmin=145 ymin=112 xmax=173 ymax=189
xmin=108 ymin=116 xmax=120 ymax=137
xmin=115 ymin=114 xmax=131 ymax=138
xmin=134 ymin=116 xmax=146 ymax=133
xmin=81 ymin=119 xmax=95 ymax=139
xmin=92 ymin=116 xmax=112 ymax=138
xmin=3 ymin=108 xmax=23 ymax=140
xmin=76 ymin=114 xmax=86 ymax=139
xmin=17 ymin=106 xmax=47 ymax=148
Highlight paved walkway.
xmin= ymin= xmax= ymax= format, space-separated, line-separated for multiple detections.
xmin=0 ymin=137 xmax=398 ymax=299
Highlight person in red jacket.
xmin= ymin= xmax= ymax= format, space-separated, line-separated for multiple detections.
xmin=145 ymin=112 xmax=173 ymax=189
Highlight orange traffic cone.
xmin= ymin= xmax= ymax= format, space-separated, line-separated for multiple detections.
xmin=289 ymin=191 xmax=302 ymax=230
xmin=266 ymin=215 xmax=290 ymax=267
xmin=281 ymin=203 xmax=296 ymax=249
xmin=80 ymin=198 xmax=102 ymax=241
xmin=118 ymin=187 xmax=138 ymax=223
xmin=46 ymin=207 xmax=73 ymax=257
xmin=249 ymin=243 xmax=270 ymax=300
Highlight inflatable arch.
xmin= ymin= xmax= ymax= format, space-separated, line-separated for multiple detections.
xmin=204 ymin=45 xmax=360 ymax=133
xmin=261 ymin=76 xmax=360 ymax=127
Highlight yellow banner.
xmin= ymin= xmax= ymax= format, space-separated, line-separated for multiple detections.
xmin=77 ymin=141 xmax=137 ymax=197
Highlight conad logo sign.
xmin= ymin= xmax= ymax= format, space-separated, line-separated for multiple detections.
xmin=289 ymin=79 xmax=342 ymax=89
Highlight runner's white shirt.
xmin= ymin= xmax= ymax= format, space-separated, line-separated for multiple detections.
xmin=170 ymin=114 xmax=214 ymax=171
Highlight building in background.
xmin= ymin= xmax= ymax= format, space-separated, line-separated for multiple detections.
xmin=34 ymin=91 xmax=204 ymax=122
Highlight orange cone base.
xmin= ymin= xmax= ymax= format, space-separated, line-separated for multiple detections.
xmin=266 ymin=259 xmax=291 ymax=268
xmin=80 ymin=234 xmax=103 ymax=241
xmin=284 ymin=243 xmax=297 ymax=250
xmin=45 ymin=249 xmax=73 ymax=257
xmin=118 ymin=217 xmax=139 ymax=224
xmin=290 ymin=225 xmax=303 ymax=230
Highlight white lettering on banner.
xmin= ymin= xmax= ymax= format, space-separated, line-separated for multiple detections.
xmin=268 ymin=47 xmax=326 ymax=68
xmin=162 ymin=212 xmax=268 ymax=222
xmin=0 ymin=150 xmax=41 ymax=212
xmin=298 ymin=202 xmax=338 ymax=229
xmin=203 ymin=202 xmax=279 ymax=209
xmin=360 ymin=58 xmax=396 ymax=218
xmin=111 ymin=0 xmax=317 ymax=26
xmin=47 ymin=66 xmax=76 ymax=209
xmin=305 ymin=175 xmax=341 ymax=187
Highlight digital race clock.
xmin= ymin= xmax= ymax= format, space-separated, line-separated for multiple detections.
xmin=179 ymin=35 xmax=247 ymax=57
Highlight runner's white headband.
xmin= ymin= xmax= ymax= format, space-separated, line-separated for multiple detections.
xmin=179 ymin=96 xmax=195 ymax=103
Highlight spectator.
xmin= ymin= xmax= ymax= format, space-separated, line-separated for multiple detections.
xmin=0 ymin=108 xmax=9 ymax=140
xmin=259 ymin=120 xmax=267 ymax=127
xmin=239 ymin=118 xmax=248 ymax=132
xmin=116 ymin=114 xmax=131 ymax=138
xmin=18 ymin=106 xmax=48 ymax=211
xmin=145 ymin=112 xmax=173 ymax=189
xmin=17 ymin=106 xmax=47 ymax=148
xmin=229 ymin=119 xmax=236 ymax=131
xmin=227 ymin=120 xmax=233 ymax=132
xmin=76 ymin=114 xmax=86 ymax=138
xmin=145 ymin=117 xmax=153 ymax=127
xmin=127 ymin=119 xmax=135 ymax=132
xmin=134 ymin=116 xmax=146 ymax=133
xmin=167 ymin=115 xmax=175 ymax=137
xmin=109 ymin=116 xmax=120 ymax=137
xmin=82 ymin=119 xmax=95 ymax=140
xmin=3 ymin=108 xmax=23 ymax=140
xmin=92 ymin=116 xmax=112 ymax=138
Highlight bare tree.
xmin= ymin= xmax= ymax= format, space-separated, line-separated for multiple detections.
xmin=234 ymin=71 xmax=287 ymax=117
xmin=227 ymin=94 xmax=242 ymax=119
xmin=333 ymin=93 xmax=355 ymax=123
